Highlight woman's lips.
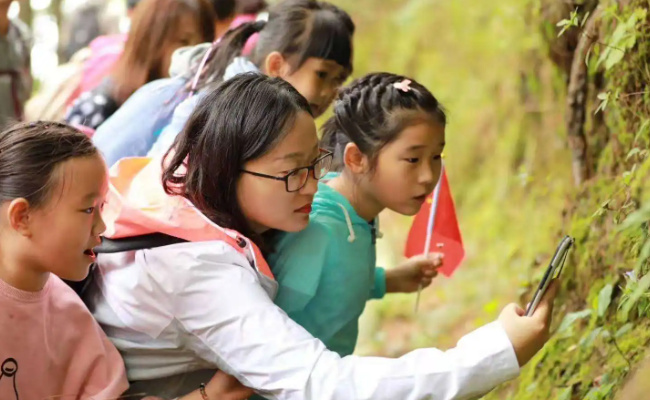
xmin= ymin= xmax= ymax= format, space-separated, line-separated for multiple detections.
xmin=296 ymin=203 xmax=312 ymax=213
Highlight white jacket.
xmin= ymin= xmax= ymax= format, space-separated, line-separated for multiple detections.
xmin=86 ymin=240 xmax=519 ymax=400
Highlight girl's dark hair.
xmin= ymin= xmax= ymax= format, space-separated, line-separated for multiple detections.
xmin=211 ymin=0 xmax=237 ymax=21
xmin=236 ymin=0 xmax=267 ymax=14
xmin=111 ymin=0 xmax=216 ymax=104
xmin=0 ymin=121 xmax=97 ymax=208
xmin=163 ymin=73 xmax=312 ymax=246
xmin=193 ymin=0 xmax=354 ymax=89
xmin=321 ymin=72 xmax=447 ymax=171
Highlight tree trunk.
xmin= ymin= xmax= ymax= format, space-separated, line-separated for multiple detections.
xmin=566 ymin=4 xmax=603 ymax=185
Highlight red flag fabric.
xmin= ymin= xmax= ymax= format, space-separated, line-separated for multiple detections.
xmin=404 ymin=169 xmax=465 ymax=277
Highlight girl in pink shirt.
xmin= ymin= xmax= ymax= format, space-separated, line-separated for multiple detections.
xmin=0 ymin=121 xmax=127 ymax=399
xmin=0 ymin=121 xmax=252 ymax=400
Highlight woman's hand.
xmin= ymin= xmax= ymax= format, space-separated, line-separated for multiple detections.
xmin=204 ymin=371 xmax=255 ymax=400
xmin=498 ymin=280 xmax=560 ymax=367
xmin=142 ymin=371 xmax=254 ymax=400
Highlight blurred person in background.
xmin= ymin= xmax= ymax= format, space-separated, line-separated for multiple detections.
xmin=25 ymin=0 xmax=142 ymax=122
xmin=63 ymin=0 xmax=143 ymax=95
xmin=233 ymin=0 xmax=268 ymax=27
xmin=28 ymin=0 xmax=237 ymax=123
xmin=76 ymin=0 xmax=234 ymax=97
xmin=58 ymin=0 xmax=124 ymax=63
xmin=212 ymin=0 xmax=237 ymax=38
xmin=231 ymin=0 xmax=267 ymax=56
xmin=0 ymin=0 xmax=31 ymax=129
xmin=65 ymin=0 xmax=216 ymax=131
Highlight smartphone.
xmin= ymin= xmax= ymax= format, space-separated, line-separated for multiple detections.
xmin=525 ymin=235 xmax=574 ymax=316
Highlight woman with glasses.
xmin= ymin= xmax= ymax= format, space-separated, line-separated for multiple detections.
xmin=85 ymin=74 xmax=553 ymax=399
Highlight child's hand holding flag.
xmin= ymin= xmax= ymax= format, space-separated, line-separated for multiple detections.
xmin=405 ymin=163 xmax=465 ymax=311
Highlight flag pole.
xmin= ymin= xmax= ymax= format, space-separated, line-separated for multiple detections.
xmin=414 ymin=162 xmax=444 ymax=313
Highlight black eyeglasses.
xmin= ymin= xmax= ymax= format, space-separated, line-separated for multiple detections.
xmin=242 ymin=149 xmax=334 ymax=192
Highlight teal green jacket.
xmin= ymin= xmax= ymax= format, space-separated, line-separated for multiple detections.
xmin=268 ymin=175 xmax=386 ymax=357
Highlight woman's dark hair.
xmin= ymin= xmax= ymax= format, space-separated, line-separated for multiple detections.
xmin=321 ymin=72 xmax=447 ymax=171
xmin=111 ymin=0 xmax=216 ymax=104
xmin=236 ymin=0 xmax=267 ymax=14
xmin=0 ymin=121 xmax=97 ymax=208
xmin=193 ymin=0 xmax=354 ymax=90
xmin=163 ymin=73 xmax=312 ymax=247
xmin=211 ymin=0 xmax=237 ymax=21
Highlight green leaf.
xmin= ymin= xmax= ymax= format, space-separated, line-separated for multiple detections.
xmin=584 ymin=383 xmax=616 ymax=400
xmin=557 ymin=9 xmax=580 ymax=37
xmin=579 ymin=327 xmax=603 ymax=349
xmin=617 ymin=203 xmax=650 ymax=231
xmin=605 ymin=49 xmax=626 ymax=70
xmin=626 ymin=147 xmax=641 ymax=160
xmin=592 ymin=200 xmax=611 ymax=218
xmin=526 ymin=381 xmax=539 ymax=393
xmin=633 ymin=119 xmax=650 ymax=144
xmin=585 ymin=44 xmax=593 ymax=68
xmin=557 ymin=309 xmax=593 ymax=334
xmin=597 ymin=284 xmax=614 ymax=317
xmin=558 ymin=25 xmax=571 ymax=38
xmin=623 ymin=168 xmax=635 ymax=185
xmin=620 ymin=273 xmax=650 ymax=320
xmin=615 ymin=323 xmax=633 ymax=338
xmin=636 ymin=238 xmax=650 ymax=270
xmin=595 ymin=92 xmax=610 ymax=114
xmin=557 ymin=387 xmax=573 ymax=400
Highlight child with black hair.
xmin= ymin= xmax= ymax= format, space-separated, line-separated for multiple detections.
xmin=0 ymin=121 xmax=127 ymax=398
xmin=92 ymin=0 xmax=355 ymax=167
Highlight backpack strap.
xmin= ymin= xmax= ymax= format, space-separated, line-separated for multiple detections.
xmin=95 ymin=232 xmax=188 ymax=254
xmin=67 ymin=233 xmax=188 ymax=297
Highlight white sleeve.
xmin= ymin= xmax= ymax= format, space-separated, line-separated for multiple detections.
xmin=172 ymin=252 xmax=520 ymax=400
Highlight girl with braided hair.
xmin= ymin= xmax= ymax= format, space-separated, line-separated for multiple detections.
xmin=268 ymin=72 xmax=559 ymax=396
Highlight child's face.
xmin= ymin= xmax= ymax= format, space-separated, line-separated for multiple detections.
xmin=282 ymin=57 xmax=348 ymax=118
xmin=237 ymin=111 xmax=320 ymax=233
xmin=22 ymin=154 xmax=108 ymax=282
xmin=159 ymin=14 xmax=205 ymax=78
xmin=367 ymin=120 xmax=446 ymax=216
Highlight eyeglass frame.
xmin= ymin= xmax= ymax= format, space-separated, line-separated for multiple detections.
xmin=241 ymin=149 xmax=334 ymax=193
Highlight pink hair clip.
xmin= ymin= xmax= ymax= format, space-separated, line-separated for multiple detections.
xmin=393 ymin=79 xmax=412 ymax=93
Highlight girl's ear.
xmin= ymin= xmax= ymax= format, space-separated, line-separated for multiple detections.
xmin=6 ymin=198 xmax=33 ymax=238
xmin=343 ymin=142 xmax=370 ymax=174
xmin=264 ymin=51 xmax=292 ymax=78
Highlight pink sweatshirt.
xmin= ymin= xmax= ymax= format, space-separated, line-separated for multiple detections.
xmin=0 ymin=274 xmax=128 ymax=399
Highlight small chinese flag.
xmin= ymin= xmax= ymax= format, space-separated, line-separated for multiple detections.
xmin=404 ymin=166 xmax=465 ymax=277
